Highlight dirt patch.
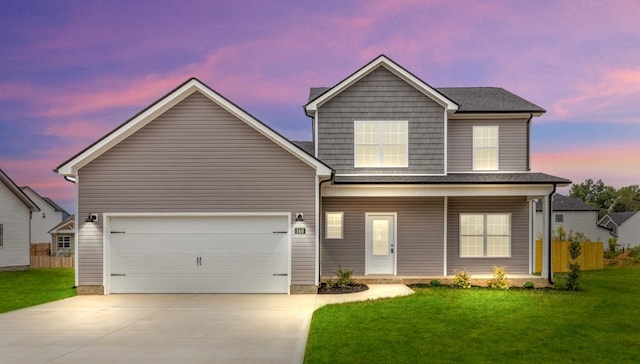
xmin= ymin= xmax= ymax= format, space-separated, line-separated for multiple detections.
xmin=318 ymin=283 xmax=369 ymax=294
xmin=605 ymin=248 xmax=640 ymax=266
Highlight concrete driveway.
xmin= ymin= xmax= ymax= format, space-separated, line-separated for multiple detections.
xmin=0 ymin=285 xmax=413 ymax=364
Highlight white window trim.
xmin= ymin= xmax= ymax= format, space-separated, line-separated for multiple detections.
xmin=472 ymin=125 xmax=499 ymax=171
xmin=459 ymin=213 xmax=511 ymax=258
xmin=325 ymin=212 xmax=344 ymax=239
xmin=353 ymin=120 xmax=409 ymax=168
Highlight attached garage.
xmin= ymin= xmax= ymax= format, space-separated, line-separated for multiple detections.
xmin=106 ymin=215 xmax=290 ymax=294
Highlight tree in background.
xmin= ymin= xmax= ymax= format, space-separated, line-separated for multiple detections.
xmin=610 ymin=185 xmax=640 ymax=212
xmin=569 ymin=179 xmax=617 ymax=212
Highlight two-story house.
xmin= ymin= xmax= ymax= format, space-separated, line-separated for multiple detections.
xmin=56 ymin=55 xmax=568 ymax=294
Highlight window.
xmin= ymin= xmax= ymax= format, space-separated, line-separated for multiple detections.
xmin=325 ymin=212 xmax=344 ymax=239
xmin=473 ymin=126 xmax=498 ymax=170
xmin=555 ymin=214 xmax=564 ymax=223
xmin=58 ymin=236 xmax=71 ymax=248
xmin=0 ymin=224 xmax=3 ymax=247
xmin=460 ymin=214 xmax=510 ymax=257
xmin=355 ymin=121 xmax=408 ymax=167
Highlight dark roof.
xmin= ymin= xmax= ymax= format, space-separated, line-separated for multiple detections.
xmin=291 ymin=141 xmax=314 ymax=155
xmin=436 ymin=87 xmax=545 ymax=113
xmin=20 ymin=186 xmax=69 ymax=215
xmin=607 ymin=211 xmax=638 ymax=226
xmin=535 ymin=194 xmax=599 ymax=212
xmin=309 ymin=85 xmax=545 ymax=114
xmin=333 ymin=173 xmax=570 ymax=185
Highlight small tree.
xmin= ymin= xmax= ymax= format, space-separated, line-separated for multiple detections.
xmin=565 ymin=239 xmax=582 ymax=291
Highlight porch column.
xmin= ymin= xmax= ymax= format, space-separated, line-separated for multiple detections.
xmin=541 ymin=195 xmax=551 ymax=278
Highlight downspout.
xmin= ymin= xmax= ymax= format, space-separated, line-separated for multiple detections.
xmin=526 ymin=113 xmax=533 ymax=171
xmin=318 ymin=171 xmax=335 ymax=283
xmin=548 ymin=184 xmax=557 ymax=285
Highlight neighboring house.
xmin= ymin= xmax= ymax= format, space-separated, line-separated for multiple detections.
xmin=20 ymin=186 xmax=69 ymax=244
xmin=48 ymin=214 xmax=75 ymax=256
xmin=534 ymin=194 xmax=609 ymax=242
xmin=598 ymin=211 xmax=640 ymax=248
xmin=56 ymin=55 xmax=569 ymax=295
xmin=0 ymin=169 xmax=40 ymax=270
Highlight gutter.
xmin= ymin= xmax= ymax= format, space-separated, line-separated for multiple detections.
xmin=548 ymin=184 xmax=557 ymax=285
xmin=318 ymin=171 xmax=335 ymax=284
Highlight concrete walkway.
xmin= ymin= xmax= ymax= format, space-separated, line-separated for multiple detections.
xmin=0 ymin=285 xmax=413 ymax=364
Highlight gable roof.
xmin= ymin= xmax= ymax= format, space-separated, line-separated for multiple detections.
xmin=0 ymin=169 xmax=39 ymax=211
xmin=605 ymin=211 xmax=638 ymax=226
xmin=48 ymin=214 xmax=75 ymax=234
xmin=535 ymin=194 xmax=598 ymax=212
xmin=20 ymin=186 xmax=69 ymax=215
xmin=56 ymin=78 xmax=332 ymax=178
xmin=304 ymin=55 xmax=459 ymax=117
xmin=308 ymin=85 xmax=545 ymax=115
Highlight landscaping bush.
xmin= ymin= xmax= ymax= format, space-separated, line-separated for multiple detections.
xmin=565 ymin=239 xmax=583 ymax=291
xmin=429 ymin=279 xmax=441 ymax=287
xmin=453 ymin=269 xmax=472 ymax=288
xmin=487 ymin=266 xmax=510 ymax=290
xmin=522 ymin=281 xmax=535 ymax=289
xmin=335 ymin=267 xmax=356 ymax=288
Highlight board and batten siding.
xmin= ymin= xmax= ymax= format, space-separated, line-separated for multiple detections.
xmin=447 ymin=196 xmax=530 ymax=275
xmin=317 ymin=66 xmax=446 ymax=174
xmin=321 ymin=197 xmax=445 ymax=276
xmin=77 ymin=92 xmax=317 ymax=288
xmin=0 ymin=183 xmax=30 ymax=269
xmin=447 ymin=118 xmax=529 ymax=172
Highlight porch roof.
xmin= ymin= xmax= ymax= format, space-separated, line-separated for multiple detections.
xmin=332 ymin=172 xmax=570 ymax=185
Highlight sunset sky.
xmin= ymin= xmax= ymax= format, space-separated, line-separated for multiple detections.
xmin=1 ymin=1 xmax=639 ymax=213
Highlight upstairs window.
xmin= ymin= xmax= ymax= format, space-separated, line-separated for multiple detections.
xmin=355 ymin=121 xmax=408 ymax=168
xmin=473 ymin=126 xmax=498 ymax=170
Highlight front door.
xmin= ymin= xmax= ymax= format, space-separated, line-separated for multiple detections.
xmin=365 ymin=214 xmax=396 ymax=275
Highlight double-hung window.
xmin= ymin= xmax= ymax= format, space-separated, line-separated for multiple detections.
xmin=473 ymin=126 xmax=498 ymax=170
xmin=58 ymin=236 xmax=71 ymax=248
xmin=460 ymin=214 xmax=510 ymax=257
xmin=325 ymin=212 xmax=344 ymax=239
xmin=355 ymin=120 xmax=408 ymax=168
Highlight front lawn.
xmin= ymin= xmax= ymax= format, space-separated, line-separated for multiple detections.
xmin=305 ymin=267 xmax=640 ymax=363
xmin=0 ymin=268 xmax=76 ymax=313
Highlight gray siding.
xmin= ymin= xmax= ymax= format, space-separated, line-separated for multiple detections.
xmin=447 ymin=196 xmax=530 ymax=274
xmin=77 ymin=92 xmax=317 ymax=287
xmin=534 ymin=211 xmax=610 ymax=243
xmin=0 ymin=183 xmax=30 ymax=268
xmin=448 ymin=119 xmax=529 ymax=172
xmin=317 ymin=66 xmax=446 ymax=174
xmin=321 ymin=197 xmax=445 ymax=276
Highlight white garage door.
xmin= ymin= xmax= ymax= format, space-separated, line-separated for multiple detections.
xmin=107 ymin=215 xmax=289 ymax=294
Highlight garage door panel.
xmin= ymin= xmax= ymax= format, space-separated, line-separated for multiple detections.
xmin=108 ymin=216 xmax=290 ymax=293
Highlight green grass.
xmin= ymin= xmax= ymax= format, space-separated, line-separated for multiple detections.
xmin=0 ymin=268 xmax=76 ymax=313
xmin=305 ymin=267 xmax=640 ymax=363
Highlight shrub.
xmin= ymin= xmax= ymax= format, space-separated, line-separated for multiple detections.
xmin=565 ymin=239 xmax=582 ymax=291
xmin=335 ymin=267 xmax=356 ymax=288
xmin=487 ymin=266 xmax=511 ymax=290
xmin=325 ymin=278 xmax=334 ymax=289
xmin=523 ymin=281 xmax=535 ymax=289
xmin=429 ymin=279 xmax=441 ymax=287
xmin=453 ymin=269 xmax=472 ymax=289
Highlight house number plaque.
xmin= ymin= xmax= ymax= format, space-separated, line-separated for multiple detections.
xmin=294 ymin=228 xmax=306 ymax=235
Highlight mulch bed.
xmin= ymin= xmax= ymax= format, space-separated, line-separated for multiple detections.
xmin=318 ymin=283 xmax=369 ymax=294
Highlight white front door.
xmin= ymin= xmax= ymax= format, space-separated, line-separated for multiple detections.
xmin=365 ymin=214 xmax=396 ymax=275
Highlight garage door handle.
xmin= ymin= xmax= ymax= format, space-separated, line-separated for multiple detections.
xmin=272 ymin=231 xmax=287 ymax=234
xmin=273 ymin=273 xmax=288 ymax=276
xmin=111 ymin=231 xmax=126 ymax=234
xmin=111 ymin=273 xmax=126 ymax=277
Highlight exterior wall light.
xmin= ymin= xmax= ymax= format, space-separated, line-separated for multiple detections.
xmin=85 ymin=213 xmax=98 ymax=223
xmin=295 ymin=212 xmax=304 ymax=222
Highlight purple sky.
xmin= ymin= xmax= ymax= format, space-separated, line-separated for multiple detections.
xmin=1 ymin=1 xmax=639 ymax=213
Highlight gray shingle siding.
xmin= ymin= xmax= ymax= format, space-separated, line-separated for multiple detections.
xmin=77 ymin=92 xmax=318 ymax=287
xmin=448 ymin=118 xmax=529 ymax=172
xmin=317 ymin=66 xmax=445 ymax=175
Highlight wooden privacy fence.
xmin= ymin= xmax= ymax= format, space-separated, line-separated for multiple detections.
xmin=30 ymin=243 xmax=51 ymax=256
xmin=535 ymin=240 xmax=603 ymax=273
xmin=30 ymin=255 xmax=74 ymax=269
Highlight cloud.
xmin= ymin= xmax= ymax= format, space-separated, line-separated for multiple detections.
xmin=532 ymin=142 xmax=640 ymax=188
